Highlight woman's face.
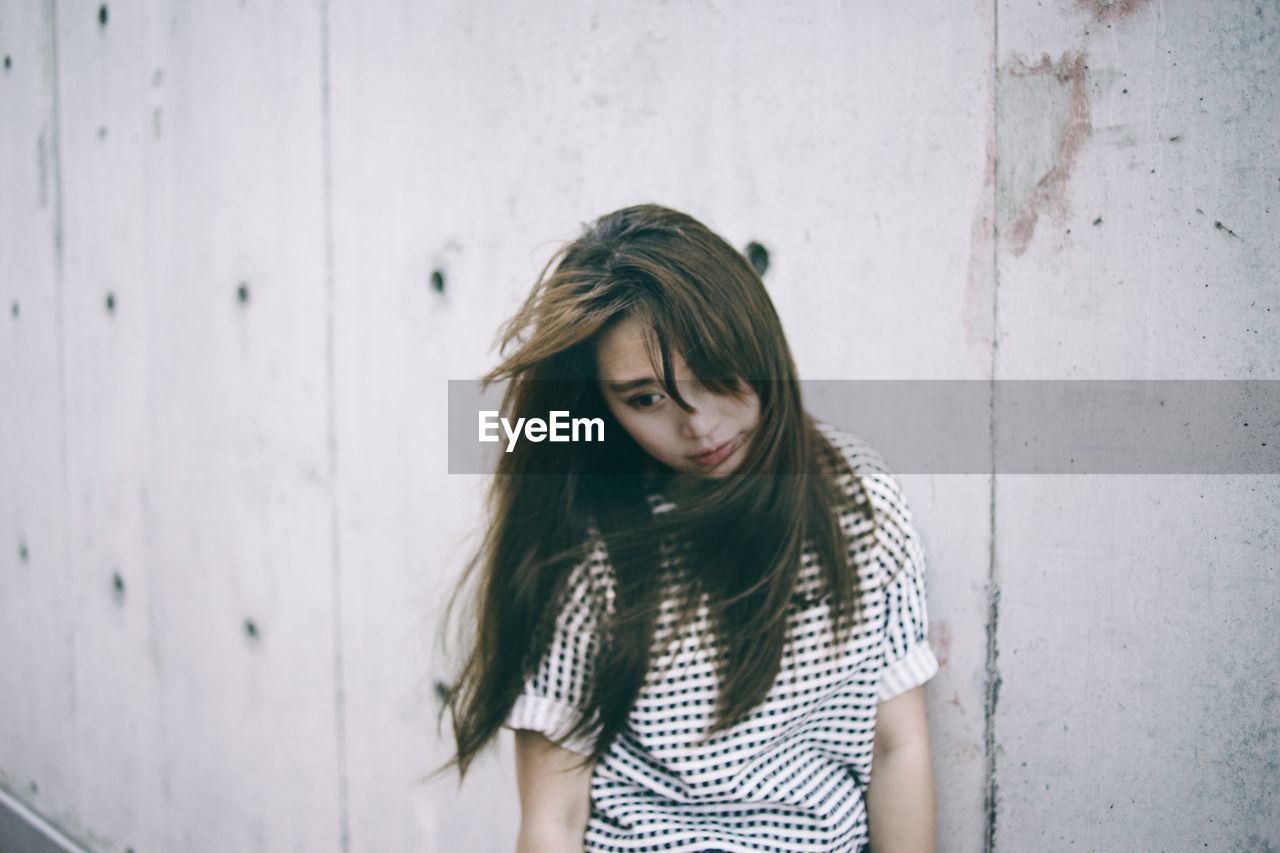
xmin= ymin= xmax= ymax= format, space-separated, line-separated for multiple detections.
xmin=595 ymin=315 xmax=761 ymax=478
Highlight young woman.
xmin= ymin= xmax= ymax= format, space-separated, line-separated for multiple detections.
xmin=439 ymin=204 xmax=940 ymax=852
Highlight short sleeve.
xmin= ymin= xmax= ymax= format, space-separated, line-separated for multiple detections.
xmin=503 ymin=539 xmax=611 ymax=755
xmin=874 ymin=479 xmax=941 ymax=703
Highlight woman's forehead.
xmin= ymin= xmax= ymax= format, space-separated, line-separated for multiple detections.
xmin=595 ymin=315 xmax=690 ymax=383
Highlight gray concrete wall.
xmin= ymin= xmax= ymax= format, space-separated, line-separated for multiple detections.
xmin=0 ymin=1 xmax=1275 ymax=852
xmin=992 ymin=2 xmax=1279 ymax=850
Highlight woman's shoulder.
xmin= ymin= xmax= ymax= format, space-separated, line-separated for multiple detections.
xmin=559 ymin=520 xmax=615 ymax=615
xmin=811 ymin=418 xmax=918 ymax=547
xmin=812 ymin=418 xmax=895 ymax=480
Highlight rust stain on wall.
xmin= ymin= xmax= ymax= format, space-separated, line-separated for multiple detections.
xmin=1077 ymin=0 xmax=1150 ymax=22
xmin=997 ymin=52 xmax=1093 ymax=257
xmin=931 ymin=619 xmax=952 ymax=668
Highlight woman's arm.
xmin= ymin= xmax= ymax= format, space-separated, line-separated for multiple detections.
xmin=513 ymin=729 xmax=595 ymax=853
xmin=866 ymin=685 xmax=937 ymax=853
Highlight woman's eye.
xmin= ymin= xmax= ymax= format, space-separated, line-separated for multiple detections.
xmin=626 ymin=393 xmax=663 ymax=410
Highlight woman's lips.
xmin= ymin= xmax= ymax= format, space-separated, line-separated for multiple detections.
xmin=691 ymin=436 xmax=739 ymax=467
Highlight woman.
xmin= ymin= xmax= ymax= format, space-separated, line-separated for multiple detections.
xmin=438 ymin=204 xmax=939 ymax=852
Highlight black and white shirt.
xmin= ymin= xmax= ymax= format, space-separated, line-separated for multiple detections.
xmin=505 ymin=420 xmax=940 ymax=852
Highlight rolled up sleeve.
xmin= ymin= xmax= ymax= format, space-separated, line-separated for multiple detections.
xmin=504 ymin=541 xmax=610 ymax=755
xmin=874 ymin=478 xmax=940 ymax=703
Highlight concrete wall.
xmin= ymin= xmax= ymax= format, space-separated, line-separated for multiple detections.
xmin=0 ymin=1 xmax=1275 ymax=851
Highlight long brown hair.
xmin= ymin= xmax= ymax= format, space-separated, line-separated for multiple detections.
xmin=433 ymin=204 xmax=877 ymax=780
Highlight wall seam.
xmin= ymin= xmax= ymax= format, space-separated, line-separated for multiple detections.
xmin=318 ymin=0 xmax=351 ymax=851
xmin=984 ymin=1 xmax=1003 ymax=851
xmin=46 ymin=0 xmax=81 ymax=819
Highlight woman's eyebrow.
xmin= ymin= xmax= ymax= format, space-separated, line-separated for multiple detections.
xmin=607 ymin=378 xmax=658 ymax=393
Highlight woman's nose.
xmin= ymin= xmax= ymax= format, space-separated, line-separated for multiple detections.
xmin=682 ymin=411 xmax=717 ymax=443
xmin=679 ymin=392 xmax=719 ymax=441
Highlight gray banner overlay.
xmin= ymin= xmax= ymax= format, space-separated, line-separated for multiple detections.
xmin=447 ymin=380 xmax=1280 ymax=474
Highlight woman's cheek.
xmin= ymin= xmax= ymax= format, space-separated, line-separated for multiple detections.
xmin=640 ymin=420 xmax=676 ymax=462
